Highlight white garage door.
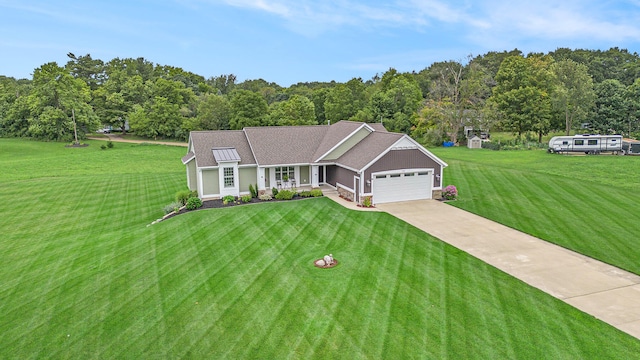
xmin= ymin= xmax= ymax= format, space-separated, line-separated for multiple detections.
xmin=372 ymin=170 xmax=433 ymax=204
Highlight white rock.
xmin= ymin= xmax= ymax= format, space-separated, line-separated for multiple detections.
xmin=316 ymin=259 xmax=326 ymax=266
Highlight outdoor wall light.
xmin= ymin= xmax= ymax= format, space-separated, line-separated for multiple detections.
xmin=366 ymin=180 xmax=371 ymax=186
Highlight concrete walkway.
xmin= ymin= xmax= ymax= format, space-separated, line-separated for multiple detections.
xmin=333 ymin=198 xmax=640 ymax=340
xmin=320 ymin=186 xmax=381 ymax=212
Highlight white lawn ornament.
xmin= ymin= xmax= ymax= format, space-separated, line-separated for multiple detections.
xmin=316 ymin=259 xmax=326 ymax=266
xmin=323 ymin=254 xmax=333 ymax=266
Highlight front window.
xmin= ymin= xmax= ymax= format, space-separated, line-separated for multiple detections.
xmin=275 ymin=166 xmax=295 ymax=181
xmin=223 ymin=167 xmax=234 ymax=188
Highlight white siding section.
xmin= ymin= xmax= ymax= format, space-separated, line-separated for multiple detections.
xmin=391 ymin=136 xmax=418 ymax=149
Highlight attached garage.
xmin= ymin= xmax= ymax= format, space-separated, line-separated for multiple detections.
xmin=185 ymin=121 xmax=448 ymax=205
xmin=371 ymin=170 xmax=433 ymax=204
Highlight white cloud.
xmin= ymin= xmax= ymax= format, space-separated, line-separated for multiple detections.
xmin=404 ymin=0 xmax=489 ymax=28
xmin=207 ymin=0 xmax=640 ymax=44
xmin=221 ymin=0 xmax=291 ymax=17
xmin=478 ymin=1 xmax=640 ymax=43
xmin=208 ymin=0 xmax=485 ymax=35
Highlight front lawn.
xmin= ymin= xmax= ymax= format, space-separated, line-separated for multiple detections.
xmin=431 ymin=146 xmax=640 ymax=275
xmin=1 ymin=139 xmax=639 ymax=358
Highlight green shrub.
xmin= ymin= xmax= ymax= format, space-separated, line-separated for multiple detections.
xmin=481 ymin=139 xmax=545 ymax=151
xmin=259 ymin=194 xmax=272 ymax=201
xmin=271 ymin=187 xmax=279 ymax=197
xmin=442 ymin=185 xmax=458 ymax=200
xmin=163 ymin=201 xmax=182 ymax=214
xmin=222 ymin=195 xmax=235 ymax=205
xmin=186 ymin=197 xmax=203 ymax=210
xmin=106 ymin=141 xmax=114 ymax=148
xmin=241 ymin=194 xmax=252 ymax=203
xmin=481 ymin=141 xmax=501 ymax=151
xmin=299 ymin=190 xmax=312 ymax=197
xmin=362 ymin=196 xmax=372 ymax=208
xmin=175 ymin=190 xmax=193 ymax=205
xmin=249 ymin=184 xmax=258 ymax=198
xmin=100 ymin=144 xmax=107 ymax=150
xmin=275 ymin=189 xmax=294 ymax=200
xmin=310 ymin=189 xmax=323 ymax=197
xmin=190 ymin=190 xmax=198 ymax=198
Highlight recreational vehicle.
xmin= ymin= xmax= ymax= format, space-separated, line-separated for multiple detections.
xmin=548 ymin=134 xmax=622 ymax=154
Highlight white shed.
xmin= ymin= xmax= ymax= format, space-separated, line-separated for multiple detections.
xmin=467 ymin=136 xmax=482 ymax=149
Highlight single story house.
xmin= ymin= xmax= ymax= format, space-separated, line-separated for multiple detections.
xmin=181 ymin=121 xmax=448 ymax=205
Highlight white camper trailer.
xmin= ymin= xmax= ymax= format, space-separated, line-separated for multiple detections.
xmin=548 ymin=134 xmax=622 ymax=154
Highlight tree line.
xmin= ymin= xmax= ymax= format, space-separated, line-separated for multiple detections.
xmin=1 ymin=47 xmax=640 ymax=144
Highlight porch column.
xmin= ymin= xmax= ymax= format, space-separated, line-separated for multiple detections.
xmin=258 ymin=167 xmax=266 ymax=191
xmin=197 ymin=168 xmax=204 ymax=199
xmin=311 ymin=165 xmax=319 ymax=187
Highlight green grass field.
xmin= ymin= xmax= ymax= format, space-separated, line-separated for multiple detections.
xmin=1 ymin=138 xmax=640 ymax=358
xmin=431 ymin=146 xmax=640 ymax=275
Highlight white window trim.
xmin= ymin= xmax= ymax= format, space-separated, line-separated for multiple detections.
xmin=223 ymin=167 xmax=235 ymax=188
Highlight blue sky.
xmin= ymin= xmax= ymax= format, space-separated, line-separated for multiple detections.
xmin=1 ymin=0 xmax=640 ymax=86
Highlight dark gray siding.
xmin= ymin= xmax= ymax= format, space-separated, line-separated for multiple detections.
xmin=326 ymin=165 xmax=337 ymax=186
xmin=335 ymin=167 xmax=357 ymax=190
xmin=326 ymin=165 xmax=356 ymax=190
xmin=363 ymin=149 xmax=441 ymax=192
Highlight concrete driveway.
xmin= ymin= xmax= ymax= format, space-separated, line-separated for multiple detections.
xmin=376 ymin=200 xmax=640 ymax=340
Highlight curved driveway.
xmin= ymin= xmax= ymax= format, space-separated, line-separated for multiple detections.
xmin=375 ymin=200 xmax=640 ymax=340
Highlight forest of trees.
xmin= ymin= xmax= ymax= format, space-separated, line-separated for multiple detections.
xmin=1 ymin=47 xmax=640 ymax=145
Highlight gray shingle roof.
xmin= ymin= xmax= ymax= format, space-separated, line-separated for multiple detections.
xmin=186 ymin=121 xmax=395 ymax=169
xmin=335 ymin=131 xmax=403 ymax=170
xmin=367 ymin=122 xmax=388 ymax=132
xmin=190 ymin=131 xmax=256 ymax=167
xmin=244 ymin=125 xmax=328 ymax=165
xmin=181 ymin=151 xmax=195 ymax=164
xmin=312 ymin=121 xmax=369 ymax=161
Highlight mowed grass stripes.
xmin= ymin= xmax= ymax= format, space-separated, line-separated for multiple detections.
xmin=434 ymin=147 xmax=640 ymax=275
xmin=1 ymin=139 xmax=639 ymax=358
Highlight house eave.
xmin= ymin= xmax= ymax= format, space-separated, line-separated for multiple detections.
xmin=181 ymin=152 xmax=195 ymax=165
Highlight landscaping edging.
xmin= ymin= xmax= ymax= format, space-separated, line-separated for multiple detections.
xmin=152 ymin=195 xmax=323 ymax=225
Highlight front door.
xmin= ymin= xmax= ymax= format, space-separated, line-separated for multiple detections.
xmin=319 ymin=165 xmax=325 ymax=183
